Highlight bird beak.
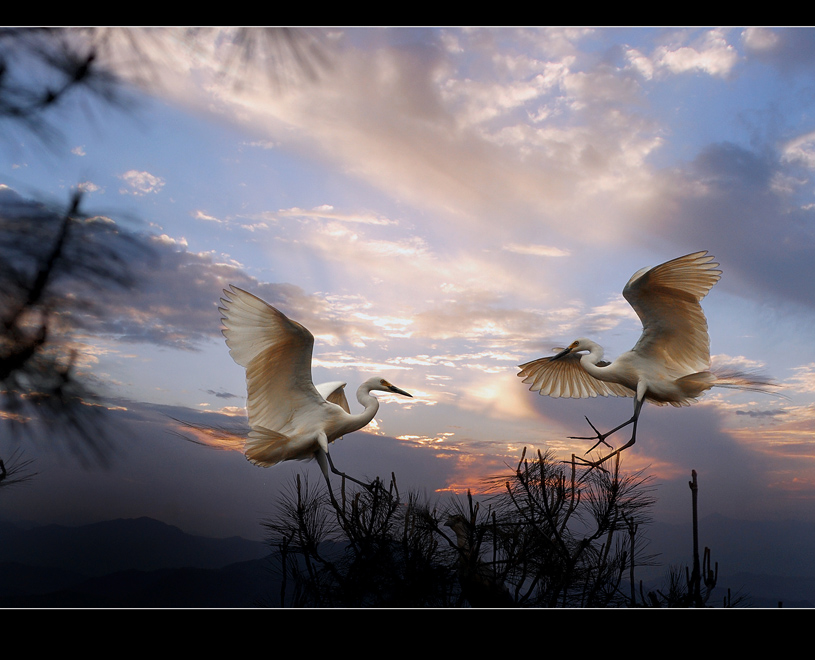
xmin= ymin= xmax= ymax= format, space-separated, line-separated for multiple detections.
xmin=388 ymin=384 xmax=412 ymax=397
xmin=551 ymin=346 xmax=573 ymax=361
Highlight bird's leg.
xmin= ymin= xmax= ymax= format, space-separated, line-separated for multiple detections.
xmin=571 ymin=415 xmax=633 ymax=452
xmin=316 ymin=434 xmax=386 ymax=495
xmin=324 ymin=450 xmax=379 ymax=492
xmin=573 ymin=398 xmax=644 ymax=471
xmin=316 ymin=449 xmax=342 ymax=507
xmin=575 ymin=434 xmax=638 ymax=473
xmin=570 ymin=397 xmax=644 ymax=457
xmin=315 ymin=434 xmax=375 ymax=494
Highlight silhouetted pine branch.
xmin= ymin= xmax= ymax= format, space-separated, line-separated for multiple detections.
xmin=0 ymin=190 xmax=152 ymax=466
xmin=264 ymin=449 xmax=662 ymax=608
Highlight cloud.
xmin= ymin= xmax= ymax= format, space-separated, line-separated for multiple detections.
xmin=735 ymin=409 xmax=787 ymax=418
xmin=193 ymin=210 xmax=224 ymax=224
xmin=742 ymin=28 xmax=815 ymax=71
xmin=243 ymin=139 xmax=279 ymax=149
xmin=204 ymin=389 xmax=240 ymax=399
xmin=78 ymin=181 xmax=101 ymax=193
xmin=787 ymin=364 xmax=815 ymax=394
xmin=617 ymin=140 xmax=815 ymax=312
xmin=0 ymin=200 xmax=297 ymax=353
xmin=782 ymin=130 xmax=815 ymax=169
xmin=101 ymin=244 xmax=322 ymax=350
xmin=150 ymin=28 xmax=668 ymax=249
xmin=651 ymin=29 xmax=739 ymax=78
xmin=561 ymin=65 xmax=641 ymax=105
xmin=277 ymin=205 xmax=398 ymax=226
xmin=503 ymin=243 xmax=570 ymax=257
xmin=119 ymin=170 xmax=166 ymax=196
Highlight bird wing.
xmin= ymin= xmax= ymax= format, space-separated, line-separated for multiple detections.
xmin=315 ymin=381 xmax=350 ymax=443
xmin=518 ymin=352 xmax=635 ymax=399
xmin=316 ymin=381 xmax=350 ymax=413
xmin=623 ymin=251 xmax=721 ymax=375
xmin=220 ymin=285 xmax=326 ymax=434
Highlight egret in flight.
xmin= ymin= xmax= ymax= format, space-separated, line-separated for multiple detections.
xmin=518 ymin=251 xmax=769 ymax=467
xmin=219 ymin=285 xmax=412 ymax=489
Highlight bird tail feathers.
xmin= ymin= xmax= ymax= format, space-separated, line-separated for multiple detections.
xmin=244 ymin=426 xmax=297 ymax=467
xmin=673 ymin=371 xmax=717 ymax=402
xmin=712 ymin=369 xmax=783 ymax=397
xmin=169 ymin=417 xmax=248 ymax=453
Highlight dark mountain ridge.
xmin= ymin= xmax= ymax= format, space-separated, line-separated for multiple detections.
xmin=1 ymin=514 xmax=812 ymax=607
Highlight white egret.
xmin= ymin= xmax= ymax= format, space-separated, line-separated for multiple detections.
xmin=219 ymin=285 xmax=412 ymax=489
xmin=518 ymin=251 xmax=770 ymax=467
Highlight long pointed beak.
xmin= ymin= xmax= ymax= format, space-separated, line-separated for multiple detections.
xmin=388 ymin=385 xmax=412 ymax=397
xmin=551 ymin=346 xmax=573 ymax=361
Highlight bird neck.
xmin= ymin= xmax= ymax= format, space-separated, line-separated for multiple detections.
xmin=352 ymin=384 xmax=381 ymax=427
xmin=579 ymin=343 xmax=606 ymax=378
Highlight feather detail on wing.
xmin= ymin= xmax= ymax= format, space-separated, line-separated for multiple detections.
xmin=316 ymin=381 xmax=350 ymax=413
xmin=623 ymin=251 xmax=721 ymax=375
xmin=518 ymin=352 xmax=634 ymax=399
xmin=220 ymin=285 xmax=326 ymax=434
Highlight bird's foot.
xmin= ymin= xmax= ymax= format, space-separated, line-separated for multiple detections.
xmin=341 ymin=472 xmax=375 ymax=491
xmin=568 ymin=416 xmax=615 ymax=453
xmin=340 ymin=473 xmax=391 ymax=497
xmin=569 ymin=435 xmax=637 ymax=476
xmin=569 ymin=454 xmax=610 ymax=474
xmin=363 ymin=477 xmax=381 ymax=493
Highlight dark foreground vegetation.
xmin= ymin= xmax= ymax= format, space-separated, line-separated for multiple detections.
xmin=265 ymin=450 xmax=741 ymax=607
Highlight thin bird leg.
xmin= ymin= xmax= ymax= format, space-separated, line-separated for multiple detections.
xmin=571 ymin=415 xmax=633 ymax=452
xmin=316 ymin=449 xmax=344 ymax=508
xmin=324 ymin=449 xmax=378 ymax=492
xmin=570 ymin=396 xmax=644 ymax=455
xmin=573 ymin=398 xmax=644 ymax=470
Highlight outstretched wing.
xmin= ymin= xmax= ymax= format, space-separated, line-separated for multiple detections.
xmin=220 ymin=285 xmax=325 ymax=434
xmin=518 ymin=352 xmax=634 ymax=399
xmin=623 ymin=251 xmax=721 ymax=375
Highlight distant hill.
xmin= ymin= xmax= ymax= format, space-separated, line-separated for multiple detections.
xmin=0 ymin=517 xmax=268 ymax=574
xmin=1 ymin=514 xmax=812 ymax=607
xmin=0 ymin=517 xmax=279 ymax=607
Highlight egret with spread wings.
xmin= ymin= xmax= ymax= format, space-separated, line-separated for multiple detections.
xmin=518 ymin=251 xmax=769 ymax=467
xmin=220 ymin=285 xmax=412 ymax=488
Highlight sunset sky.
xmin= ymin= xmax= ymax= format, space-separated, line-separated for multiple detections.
xmin=3 ymin=27 xmax=815 ymax=542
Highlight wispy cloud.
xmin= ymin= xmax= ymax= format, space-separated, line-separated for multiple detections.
xmin=503 ymin=243 xmax=570 ymax=257
xmin=193 ymin=210 xmax=224 ymax=224
xmin=278 ymin=205 xmax=398 ymax=226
